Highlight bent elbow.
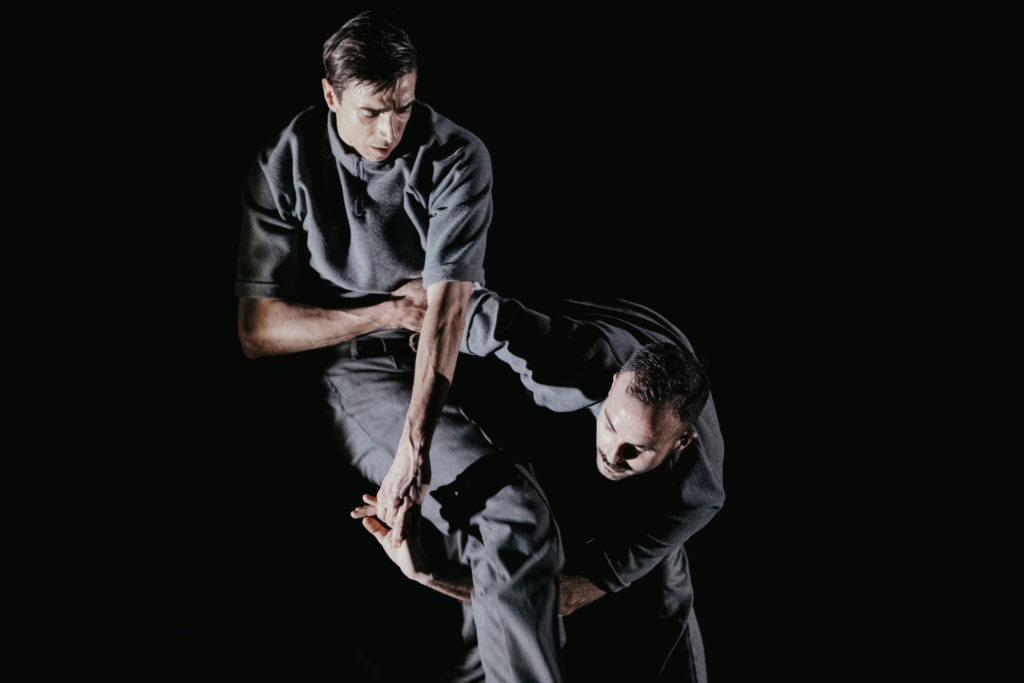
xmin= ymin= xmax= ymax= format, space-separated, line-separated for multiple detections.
xmin=237 ymin=299 xmax=271 ymax=359
xmin=238 ymin=329 xmax=266 ymax=359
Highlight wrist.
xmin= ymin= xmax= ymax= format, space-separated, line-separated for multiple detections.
xmin=367 ymin=299 xmax=396 ymax=331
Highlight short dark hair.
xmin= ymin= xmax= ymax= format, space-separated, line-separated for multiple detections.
xmin=322 ymin=11 xmax=418 ymax=94
xmin=620 ymin=341 xmax=710 ymax=433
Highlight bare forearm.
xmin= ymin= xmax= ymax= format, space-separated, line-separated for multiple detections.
xmin=559 ymin=574 xmax=607 ymax=616
xmin=418 ymin=564 xmax=473 ymax=603
xmin=373 ymin=281 xmax=474 ymax=538
xmin=238 ymin=297 xmax=404 ymax=358
xmin=399 ymin=281 xmax=473 ymax=450
xmin=413 ymin=568 xmax=606 ymax=616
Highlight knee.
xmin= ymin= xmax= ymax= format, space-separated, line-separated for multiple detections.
xmin=428 ymin=455 xmax=562 ymax=582
xmin=471 ymin=477 xmax=563 ymax=587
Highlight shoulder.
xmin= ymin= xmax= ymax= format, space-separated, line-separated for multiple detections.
xmin=245 ymin=106 xmax=326 ymax=215
xmin=410 ymin=102 xmax=491 ymax=171
xmin=253 ymin=106 xmax=326 ymax=181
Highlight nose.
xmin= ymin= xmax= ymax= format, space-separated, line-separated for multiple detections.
xmin=610 ymin=441 xmax=637 ymax=463
xmin=376 ymin=113 xmax=396 ymax=144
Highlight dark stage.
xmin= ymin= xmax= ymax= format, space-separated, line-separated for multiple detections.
xmin=31 ymin=6 xmax=828 ymax=680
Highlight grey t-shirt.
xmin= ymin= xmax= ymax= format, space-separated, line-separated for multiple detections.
xmin=236 ymin=102 xmax=492 ymax=310
xmin=462 ymin=290 xmax=726 ymax=593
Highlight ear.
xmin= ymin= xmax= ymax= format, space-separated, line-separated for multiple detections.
xmin=674 ymin=427 xmax=697 ymax=452
xmin=608 ymin=371 xmax=620 ymax=396
xmin=322 ymin=78 xmax=340 ymax=111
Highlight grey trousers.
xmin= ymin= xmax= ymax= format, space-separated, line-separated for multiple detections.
xmin=560 ymin=544 xmax=708 ymax=683
xmin=452 ymin=545 xmax=708 ymax=683
xmin=323 ymin=351 xmax=564 ymax=683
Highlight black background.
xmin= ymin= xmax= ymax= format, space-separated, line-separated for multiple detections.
xmin=28 ymin=4 xmax=871 ymax=680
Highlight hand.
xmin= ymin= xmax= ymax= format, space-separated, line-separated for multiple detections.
xmin=351 ymin=494 xmax=430 ymax=584
xmin=374 ymin=443 xmax=430 ymax=546
xmin=389 ymin=279 xmax=428 ymax=332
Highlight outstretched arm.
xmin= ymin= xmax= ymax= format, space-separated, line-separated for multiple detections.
xmin=353 ymin=496 xmax=605 ymax=616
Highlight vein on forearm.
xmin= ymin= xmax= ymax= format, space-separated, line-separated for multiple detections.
xmin=403 ymin=282 xmax=471 ymax=445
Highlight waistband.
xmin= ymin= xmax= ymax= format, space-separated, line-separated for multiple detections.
xmin=330 ymin=333 xmax=419 ymax=359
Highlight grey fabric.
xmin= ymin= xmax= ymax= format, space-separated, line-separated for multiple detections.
xmin=236 ymin=103 xmax=492 ymax=306
xmin=461 ymin=287 xmax=726 ymax=594
xmin=649 ymin=546 xmax=707 ymax=682
xmin=449 ymin=547 xmax=708 ymax=682
xmin=323 ymin=353 xmax=564 ymax=683
xmin=454 ymin=288 xmax=724 ymax=680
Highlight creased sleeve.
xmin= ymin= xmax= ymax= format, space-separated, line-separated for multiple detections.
xmin=461 ymin=289 xmax=727 ymax=592
xmin=235 ymin=144 xmax=310 ymax=300
xmin=422 ymin=140 xmax=493 ymax=287
xmin=461 ymin=288 xmax=621 ymax=411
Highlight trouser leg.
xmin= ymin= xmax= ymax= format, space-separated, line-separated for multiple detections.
xmin=439 ymin=601 xmax=485 ymax=683
xmin=560 ymin=544 xmax=707 ymax=682
xmin=664 ymin=609 xmax=707 ymax=683
xmin=650 ymin=544 xmax=707 ymax=683
xmin=323 ymin=355 xmax=564 ymax=683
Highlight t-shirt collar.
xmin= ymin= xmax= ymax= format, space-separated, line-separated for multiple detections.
xmin=326 ymin=110 xmax=387 ymax=174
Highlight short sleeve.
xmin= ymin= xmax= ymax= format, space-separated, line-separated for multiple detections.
xmin=422 ymin=140 xmax=493 ymax=287
xmin=235 ymin=149 xmax=310 ymax=299
xmin=579 ymin=499 xmax=720 ymax=593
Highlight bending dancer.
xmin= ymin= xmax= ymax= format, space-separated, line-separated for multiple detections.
xmin=355 ymin=289 xmax=726 ymax=682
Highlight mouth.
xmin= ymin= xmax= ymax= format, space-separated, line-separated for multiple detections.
xmin=370 ymin=145 xmax=391 ymax=158
xmin=597 ymin=449 xmax=630 ymax=475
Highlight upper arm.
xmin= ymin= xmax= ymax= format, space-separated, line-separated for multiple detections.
xmin=423 ymin=142 xmax=493 ymax=288
xmin=236 ymin=134 xmax=310 ymax=300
